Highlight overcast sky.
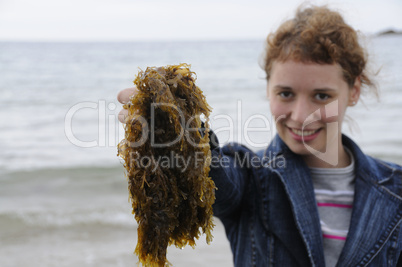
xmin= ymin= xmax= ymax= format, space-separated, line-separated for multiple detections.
xmin=0 ymin=0 xmax=401 ymax=41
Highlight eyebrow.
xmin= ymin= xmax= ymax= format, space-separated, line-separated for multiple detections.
xmin=272 ymin=85 xmax=337 ymax=92
xmin=272 ymin=85 xmax=292 ymax=91
xmin=313 ymin=88 xmax=337 ymax=93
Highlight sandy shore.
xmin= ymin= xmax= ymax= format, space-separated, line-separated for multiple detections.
xmin=0 ymin=166 xmax=233 ymax=267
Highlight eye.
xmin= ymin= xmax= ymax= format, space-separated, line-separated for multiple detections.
xmin=279 ymin=91 xmax=293 ymax=99
xmin=315 ymin=93 xmax=330 ymax=101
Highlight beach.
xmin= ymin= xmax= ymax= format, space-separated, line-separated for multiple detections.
xmin=0 ymin=166 xmax=233 ymax=267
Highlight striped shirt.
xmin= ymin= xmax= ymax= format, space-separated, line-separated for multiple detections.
xmin=310 ymin=148 xmax=355 ymax=267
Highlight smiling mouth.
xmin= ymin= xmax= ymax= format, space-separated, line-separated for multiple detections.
xmin=289 ymin=128 xmax=321 ymax=137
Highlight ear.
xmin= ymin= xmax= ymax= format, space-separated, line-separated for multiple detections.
xmin=348 ymin=76 xmax=361 ymax=106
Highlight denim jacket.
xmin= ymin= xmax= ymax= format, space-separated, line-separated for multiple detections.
xmin=210 ymin=134 xmax=402 ymax=266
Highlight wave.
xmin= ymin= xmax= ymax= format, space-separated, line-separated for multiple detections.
xmin=0 ymin=208 xmax=137 ymax=228
xmin=0 ymin=165 xmax=138 ymax=230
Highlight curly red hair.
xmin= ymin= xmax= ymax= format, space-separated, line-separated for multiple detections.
xmin=264 ymin=5 xmax=375 ymax=91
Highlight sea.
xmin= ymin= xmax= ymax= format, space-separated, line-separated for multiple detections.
xmin=1 ymin=35 xmax=401 ymax=267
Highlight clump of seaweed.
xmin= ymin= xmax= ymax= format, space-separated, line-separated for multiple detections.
xmin=117 ymin=63 xmax=215 ymax=266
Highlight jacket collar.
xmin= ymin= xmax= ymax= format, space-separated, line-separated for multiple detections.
xmin=263 ymin=134 xmax=402 ymax=266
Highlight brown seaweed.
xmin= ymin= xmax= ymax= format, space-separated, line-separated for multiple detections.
xmin=117 ymin=63 xmax=215 ymax=266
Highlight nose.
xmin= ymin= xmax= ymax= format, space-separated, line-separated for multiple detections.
xmin=290 ymin=98 xmax=320 ymax=126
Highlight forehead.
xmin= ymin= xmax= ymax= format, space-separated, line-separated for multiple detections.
xmin=269 ymin=60 xmax=346 ymax=90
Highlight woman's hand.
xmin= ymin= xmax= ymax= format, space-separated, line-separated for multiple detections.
xmin=117 ymin=87 xmax=138 ymax=123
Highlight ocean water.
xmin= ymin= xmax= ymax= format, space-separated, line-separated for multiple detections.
xmin=1 ymin=35 xmax=401 ymax=267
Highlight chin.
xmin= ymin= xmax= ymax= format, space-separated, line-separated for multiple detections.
xmin=287 ymin=141 xmax=318 ymax=156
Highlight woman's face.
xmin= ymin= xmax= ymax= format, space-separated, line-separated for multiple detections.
xmin=267 ymin=60 xmax=360 ymax=167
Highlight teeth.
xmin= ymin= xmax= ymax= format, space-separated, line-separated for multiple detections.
xmin=291 ymin=128 xmax=318 ymax=136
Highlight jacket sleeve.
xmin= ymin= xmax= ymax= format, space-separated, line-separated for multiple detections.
xmin=205 ymin=127 xmax=254 ymax=218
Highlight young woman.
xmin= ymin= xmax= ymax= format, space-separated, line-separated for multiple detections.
xmin=118 ymin=5 xmax=402 ymax=267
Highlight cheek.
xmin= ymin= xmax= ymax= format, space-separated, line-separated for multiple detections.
xmin=269 ymin=101 xmax=287 ymax=120
xmin=321 ymin=101 xmax=348 ymax=124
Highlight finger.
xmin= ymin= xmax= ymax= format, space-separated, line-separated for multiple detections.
xmin=117 ymin=87 xmax=138 ymax=104
xmin=118 ymin=109 xmax=129 ymax=123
